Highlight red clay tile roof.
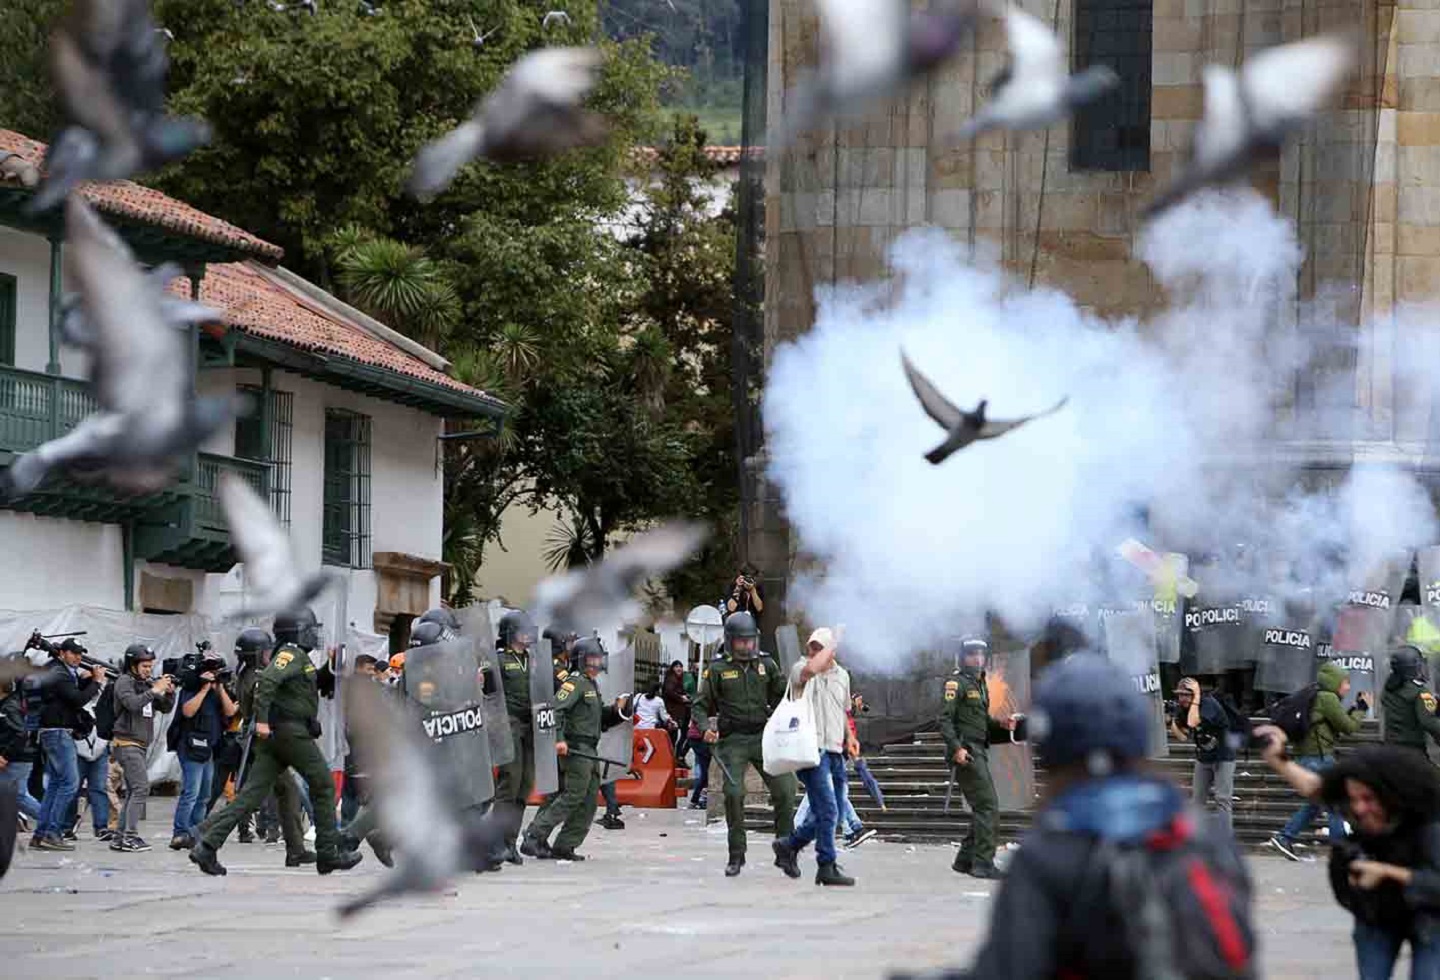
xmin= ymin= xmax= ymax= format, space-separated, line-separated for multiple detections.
xmin=0 ymin=128 xmax=283 ymax=262
xmin=176 ymin=261 xmax=499 ymax=406
xmin=632 ymin=145 xmax=760 ymax=167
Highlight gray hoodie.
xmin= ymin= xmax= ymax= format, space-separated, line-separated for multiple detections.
xmin=112 ymin=671 xmax=175 ymax=747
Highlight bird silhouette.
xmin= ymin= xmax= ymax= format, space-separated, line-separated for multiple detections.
xmin=901 ymin=351 xmax=1068 ymax=465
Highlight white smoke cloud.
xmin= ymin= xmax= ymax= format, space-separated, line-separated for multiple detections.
xmin=763 ymin=189 xmax=1439 ymax=664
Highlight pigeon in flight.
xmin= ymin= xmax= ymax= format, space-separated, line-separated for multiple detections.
xmin=57 ymin=261 xmax=215 ymax=349
xmin=219 ymin=473 xmax=336 ymax=620
xmin=1143 ymin=34 xmax=1355 ymax=219
xmin=768 ymin=0 xmax=981 ymax=150
xmin=541 ymin=9 xmax=571 ymax=28
xmin=467 ymin=16 xmax=498 ymax=49
xmin=949 ymin=5 xmax=1117 ymax=141
xmin=532 ymin=522 xmax=707 ymax=637
xmin=407 ymin=46 xmax=607 ymax=199
xmin=2 ymin=199 xmax=242 ymax=497
xmin=337 ymin=680 xmax=506 ymax=918
xmin=30 ymin=0 xmax=210 ymax=213
xmin=901 ymin=351 xmax=1068 ymax=465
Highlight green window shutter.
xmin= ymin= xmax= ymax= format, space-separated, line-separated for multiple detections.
xmin=0 ymin=274 xmax=16 ymax=366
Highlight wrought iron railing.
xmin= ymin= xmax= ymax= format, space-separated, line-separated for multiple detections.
xmin=194 ymin=453 xmax=270 ymax=534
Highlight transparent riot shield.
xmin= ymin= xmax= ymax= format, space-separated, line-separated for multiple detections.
xmin=403 ymin=637 xmax=494 ymax=808
xmin=1181 ymin=592 xmax=1241 ymax=677
xmin=595 ymin=641 xmax=636 ymax=785
xmin=315 ymin=588 xmax=349 ymax=772
xmin=530 ymin=643 xmax=560 ymax=796
xmin=1234 ymin=592 xmax=1276 ymax=670
xmin=986 ymin=646 xmax=1034 ymax=811
xmin=455 ymin=605 xmax=513 ymax=768
xmin=1254 ymin=593 xmax=1319 ymax=694
xmin=1101 ymin=607 xmax=1167 ymax=758
xmin=775 ymin=624 xmax=802 ymax=676
xmin=1333 ymin=555 xmax=1408 ymax=716
xmin=1152 ymin=594 xmax=1185 ymax=665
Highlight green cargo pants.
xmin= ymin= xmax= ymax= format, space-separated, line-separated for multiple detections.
xmin=715 ymin=732 xmax=796 ymax=861
xmin=952 ymin=751 xmax=998 ymax=869
xmin=200 ymin=724 xmax=341 ymax=859
xmin=494 ymin=717 xmax=536 ymax=845
xmin=526 ymin=749 xmax=599 ymax=851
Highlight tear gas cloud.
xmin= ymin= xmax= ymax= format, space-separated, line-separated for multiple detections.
xmin=763 ymin=190 xmax=1439 ymax=664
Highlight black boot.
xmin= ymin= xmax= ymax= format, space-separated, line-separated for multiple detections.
xmin=951 ymin=852 xmax=971 ymax=874
xmin=968 ymin=861 xmax=1003 ymax=880
xmin=285 ymin=849 xmax=317 ymax=868
xmin=816 ymin=861 xmax=856 ymax=886
xmin=505 ymin=842 xmax=524 ymax=866
xmin=597 ymin=813 xmax=625 ymax=830
xmin=317 ymin=849 xmax=363 ymax=874
xmin=772 ymin=839 xmax=802 ymax=879
xmin=189 ymin=841 xmax=227 ymax=877
xmin=550 ymin=845 xmax=586 ymax=861
xmin=520 ymin=834 xmax=552 ymax=860
xmin=724 ymin=856 xmax=744 ymax=877
xmin=238 ymin=821 xmax=254 ymax=844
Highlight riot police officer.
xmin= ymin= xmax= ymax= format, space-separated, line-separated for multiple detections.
xmin=940 ymin=637 xmax=1025 ymax=879
xmin=190 ymin=608 xmax=362 ymax=876
xmin=520 ymin=637 xmax=631 ymax=860
xmin=493 ymin=609 xmax=539 ymax=864
xmin=692 ymin=611 xmax=796 ymax=877
xmin=1382 ymin=645 xmax=1440 ymax=756
xmin=226 ymin=628 xmax=305 ymax=852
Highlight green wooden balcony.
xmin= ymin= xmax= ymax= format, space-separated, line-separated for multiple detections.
xmin=135 ymin=453 xmax=270 ymax=572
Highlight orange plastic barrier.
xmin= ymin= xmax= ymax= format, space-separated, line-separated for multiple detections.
xmin=611 ymin=729 xmax=676 ymax=808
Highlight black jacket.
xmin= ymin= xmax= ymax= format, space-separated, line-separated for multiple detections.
xmin=36 ymin=661 xmax=101 ymax=731
xmin=1330 ymin=819 xmax=1440 ymax=942
xmin=0 ymin=691 xmax=32 ymax=763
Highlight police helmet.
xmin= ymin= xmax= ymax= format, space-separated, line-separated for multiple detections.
xmin=1027 ymin=653 xmax=1149 ymax=774
xmin=572 ymin=636 xmax=608 ymax=673
xmin=724 ymin=611 xmax=760 ymax=660
xmin=273 ymin=606 xmax=321 ymax=652
xmin=1389 ymin=644 xmax=1428 ymax=687
xmin=234 ymin=628 xmax=273 ymax=663
xmin=418 ymin=606 xmax=460 ymax=636
xmin=957 ymin=636 xmax=989 ymax=675
xmin=122 ymin=643 xmax=156 ymax=671
xmin=499 ymin=610 xmax=536 ymax=650
xmin=409 ymin=620 xmax=446 ymax=649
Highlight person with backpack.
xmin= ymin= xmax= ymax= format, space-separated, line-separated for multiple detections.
xmin=1169 ymin=676 xmax=1244 ymax=834
xmin=1252 ymin=725 xmax=1440 ymax=978
xmin=0 ymin=675 xmax=41 ymax=828
xmin=932 ymin=652 xmax=1255 ymax=978
xmin=30 ymin=639 xmax=103 ymax=851
xmin=66 ymin=682 xmax=112 ymax=843
xmin=109 ymin=644 xmax=175 ymax=852
xmin=1268 ymin=660 xmax=1369 ymax=861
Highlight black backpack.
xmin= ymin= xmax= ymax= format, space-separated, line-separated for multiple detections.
xmin=1266 ymin=684 xmax=1319 ymax=743
xmin=93 ymin=683 xmax=118 ymax=741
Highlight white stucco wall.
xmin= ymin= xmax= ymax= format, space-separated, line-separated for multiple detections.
xmin=0 ymin=511 xmax=126 ymax=609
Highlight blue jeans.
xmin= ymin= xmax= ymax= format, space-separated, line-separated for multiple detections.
xmin=65 ymin=749 xmax=110 ymax=832
xmin=787 ymin=750 xmax=846 ymax=866
xmin=0 ymin=760 xmax=42 ymax=820
xmin=1353 ymin=921 xmax=1440 ymax=980
xmin=1279 ymin=756 xmax=1347 ymax=843
xmin=689 ymin=741 xmax=710 ymax=804
xmin=36 ymin=729 xmax=79 ymax=839
xmin=796 ymin=787 xmax=862 ymax=836
xmin=174 ymin=756 xmax=214 ymax=837
xmin=854 ymin=757 xmax=885 ymax=808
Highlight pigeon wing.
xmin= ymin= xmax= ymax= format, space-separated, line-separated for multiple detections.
xmin=901 ymin=351 xmax=964 ymax=430
xmin=1240 ymin=33 xmax=1355 ymax=137
xmin=977 ymin=395 xmax=1069 ymax=439
xmin=1003 ymin=6 xmax=1063 ymax=83
xmin=1142 ymin=65 xmax=1247 ymax=218
xmin=220 ymin=473 xmax=299 ymax=606
xmin=505 ymin=47 xmax=602 ymax=108
xmin=814 ymin=0 xmax=906 ymax=92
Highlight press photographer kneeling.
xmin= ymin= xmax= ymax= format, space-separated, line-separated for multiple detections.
xmin=1253 ymin=721 xmax=1440 ymax=979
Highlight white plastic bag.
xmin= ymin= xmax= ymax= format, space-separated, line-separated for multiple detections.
xmin=762 ymin=687 xmax=819 ymax=776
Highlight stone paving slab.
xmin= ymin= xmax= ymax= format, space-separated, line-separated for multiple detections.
xmin=0 ymin=801 xmax=1370 ymax=978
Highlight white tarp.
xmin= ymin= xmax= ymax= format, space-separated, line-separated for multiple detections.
xmin=1 ymin=604 xmax=386 ymax=785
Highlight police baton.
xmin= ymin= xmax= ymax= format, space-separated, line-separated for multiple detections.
xmin=942 ymin=763 xmax=956 ymax=815
xmin=233 ymin=718 xmax=256 ymax=794
xmin=563 ymin=747 xmax=636 ymax=780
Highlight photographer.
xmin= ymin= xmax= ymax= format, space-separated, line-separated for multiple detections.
xmin=724 ymin=566 xmax=764 ymax=617
xmin=1167 ymin=676 xmax=1239 ymax=834
xmin=30 ymin=639 xmax=102 ymax=851
xmin=1254 ymin=725 xmax=1440 ymax=978
xmin=110 ymin=645 xmax=175 ymax=852
xmin=170 ymin=649 xmax=236 ymax=849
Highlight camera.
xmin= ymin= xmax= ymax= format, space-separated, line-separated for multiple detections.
xmin=1163 ymin=699 xmax=1180 ymax=717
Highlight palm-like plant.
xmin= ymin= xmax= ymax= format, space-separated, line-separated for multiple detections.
xmin=495 ymin=322 xmax=541 ymax=383
xmin=334 ymin=237 xmax=459 ymax=349
xmin=542 ymin=511 xmax=598 ymax=573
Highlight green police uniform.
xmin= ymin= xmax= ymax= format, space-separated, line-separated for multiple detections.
xmin=525 ymin=669 xmax=626 ymax=852
xmin=494 ymin=646 xmax=536 ymax=844
xmin=1383 ymin=679 xmax=1440 ymax=754
xmin=529 ymin=664 xmax=572 ymax=829
xmin=939 ymin=669 xmax=1013 ymax=871
xmin=692 ymin=651 xmax=797 ymax=862
xmin=199 ymin=644 xmax=343 ymax=860
xmin=234 ymin=665 xmax=305 ymax=851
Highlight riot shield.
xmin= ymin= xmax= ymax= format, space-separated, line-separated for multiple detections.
xmin=985 ymin=646 xmax=1033 ymax=810
xmin=1254 ymin=593 xmax=1319 ymax=694
xmin=1151 ymin=593 xmax=1185 ymax=665
xmin=775 ymin=624 xmax=802 ymax=675
xmin=594 ymin=641 xmax=636 ymax=785
xmin=1180 ymin=573 xmax=1241 ymax=677
xmin=455 ymin=605 xmax=513 ymax=768
xmin=530 ymin=644 xmax=560 ymax=796
xmin=1332 ymin=555 xmax=1408 ymax=717
xmin=402 ymin=637 xmax=494 ymax=808
xmin=1101 ymin=607 xmax=1167 ymax=758
xmin=1233 ymin=593 xmax=1275 ymax=669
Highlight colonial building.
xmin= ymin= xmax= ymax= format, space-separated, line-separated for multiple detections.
xmin=0 ymin=129 xmax=504 ymax=649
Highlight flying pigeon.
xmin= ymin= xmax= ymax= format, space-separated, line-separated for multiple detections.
xmin=531 ymin=522 xmax=707 ymax=637
xmin=769 ymin=0 xmax=981 ymax=150
xmin=901 ymin=351 xmax=1068 ymax=465
xmin=1143 ymin=34 xmax=1355 ymax=219
xmin=541 ymin=9 xmax=571 ymax=28
xmin=949 ymin=5 xmax=1117 ymax=141
xmin=29 ymin=0 xmax=210 ymax=213
xmin=407 ymin=46 xmax=607 ymax=199
xmin=57 ymin=261 xmax=215 ymax=349
xmin=1 ymin=199 xmax=242 ymax=497
xmin=467 ymin=16 xmax=498 ymax=49
xmin=219 ymin=473 xmax=336 ymax=620
xmin=337 ymin=680 xmax=506 ymax=918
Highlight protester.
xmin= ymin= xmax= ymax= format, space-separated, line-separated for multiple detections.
xmin=171 ymin=649 xmax=237 ymax=849
xmin=110 ymin=644 xmax=175 ymax=852
xmin=0 ymin=677 xmax=40 ymax=827
xmin=31 ymin=639 xmax=102 ymax=851
xmin=1255 ymin=726 xmax=1440 ymax=979
xmin=634 ymin=684 xmax=673 ymax=731
xmin=850 ymin=693 xmax=886 ymax=812
xmin=662 ymin=660 xmax=692 ymax=757
xmin=1168 ymin=676 xmax=1239 ymax=834
xmin=686 ymin=715 xmax=710 ymax=809
xmin=772 ymin=627 xmax=856 ymax=886
xmin=1269 ymin=661 xmax=1369 ymax=861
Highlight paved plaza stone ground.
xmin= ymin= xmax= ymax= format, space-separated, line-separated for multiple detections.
xmin=0 ymin=800 xmax=1370 ymax=979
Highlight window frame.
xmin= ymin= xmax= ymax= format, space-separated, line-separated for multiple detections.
xmin=1069 ymin=0 xmax=1153 ymax=174
xmin=322 ymin=408 xmax=372 ymax=569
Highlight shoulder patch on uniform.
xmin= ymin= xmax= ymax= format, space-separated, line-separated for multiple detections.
xmin=965 ymin=689 xmax=982 ymax=700
xmin=557 ymin=682 xmax=575 ymax=702
xmin=272 ymin=651 xmax=294 ymax=670
xmin=557 ymin=669 xmax=569 ymax=680
xmin=944 ymin=690 xmax=957 ymax=701
xmin=585 ymin=689 xmax=598 ymax=699
xmin=721 ymin=670 xmax=740 ymax=680
xmin=701 ymin=669 xmax=710 ymax=680
xmin=1422 ymin=691 xmax=1437 ymax=714
xmin=756 ymin=663 xmax=766 ymax=676
xmin=944 ymin=679 xmax=959 ymax=692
